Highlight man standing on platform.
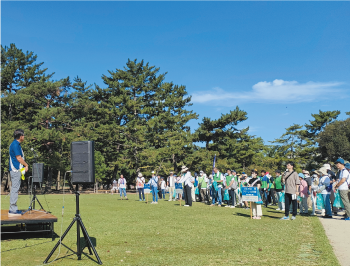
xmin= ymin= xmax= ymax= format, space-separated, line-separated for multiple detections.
xmin=8 ymin=129 xmax=29 ymax=216
xmin=167 ymin=172 xmax=176 ymax=201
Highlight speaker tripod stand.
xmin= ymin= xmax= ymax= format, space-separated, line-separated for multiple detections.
xmin=23 ymin=181 xmax=48 ymax=215
xmin=44 ymin=184 xmax=102 ymax=265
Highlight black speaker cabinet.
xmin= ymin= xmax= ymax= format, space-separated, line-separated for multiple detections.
xmin=71 ymin=141 xmax=95 ymax=184
xmin=32 ymin=163 xmax=44 ymax=183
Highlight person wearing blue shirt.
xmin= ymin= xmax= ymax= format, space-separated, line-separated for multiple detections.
xmin=148 ymin=171 xmax=159 ymax=204
xmin=8 ymin=129 xmax=29 ymax=216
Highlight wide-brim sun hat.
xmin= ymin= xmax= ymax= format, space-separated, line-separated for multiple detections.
xmin=318 ymin=167 xmax=328 ymax=176
xmin=138 ymin=173 xmax=142 ymax=177
xmin=181 ymin=165 xmax=188 ymax=172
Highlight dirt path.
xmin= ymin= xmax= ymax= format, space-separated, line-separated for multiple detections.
xmin=317 ymin=209 xmax=350 ymax=266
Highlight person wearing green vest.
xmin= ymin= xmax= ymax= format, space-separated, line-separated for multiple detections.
xmin=267 ymin=173 xmax=277 ymax=205
xmin=198 ymin=170 xmax=208 ymax=203
xmin=225 ymin=169 xmax=237 ymax=208
xmin=211 ymin=167 xmax=223 ymax=207
xmin=260 ymin=170 xmax=269 ymax=208
xmin=274 ymin=170 xmax=285 ymax=211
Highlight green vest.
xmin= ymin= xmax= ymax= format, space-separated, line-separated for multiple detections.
xmin=275 ymin=176 xmax=282 ymax=189
xmin=260 ymin=176 xmax=268 ymax=189
xmin=213 ymin=172 xmax=222 ymax=186
xmin=226 ymin=175 xmax=234 ymax=186
xmin=198 ymin=176 xmax=207 ymax=188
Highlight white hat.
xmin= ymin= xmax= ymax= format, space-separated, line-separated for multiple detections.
xmin=138 ymin=173 xmax=143 ymax=177
xmin=323 ymin=164 xmax=331 ymax=170
xmin=181 ymin=165 xmax=188 ymax=172
xmin=151 ymin=171 xmax=155 ymax=174
xmin=318 ymin=167 xmax=328 ymax=176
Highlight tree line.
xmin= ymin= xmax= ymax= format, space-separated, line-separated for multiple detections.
xmin=1 ymin=44 xmax=349 ymax=191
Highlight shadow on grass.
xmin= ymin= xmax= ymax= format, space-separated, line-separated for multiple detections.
xmin=1 ymin=225 xmax=59 ymax=242
xmin=0 ymin=239 xmax=54 ymax=253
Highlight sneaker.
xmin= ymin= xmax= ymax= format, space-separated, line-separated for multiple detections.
xmin=245 ymin=207 xmax=250 ymax=210
xmin=168 ymin=199 xmax=172 ymax=202
xmin=8 ymin=210 xmax=23 ymax=217
xmin=150 ymin=201 xmax=155 ymax=204
xmin=344 ymin=217 xmax=350 ymax=221
xmin=291 ymin=216 xmax=296 ymax=220
xmin=256 ymin=216 xmax=261 ymax=220
xmin=139 ymin=199 xmax=142 ymax=201
xmin=230 ymin=206 xmax=235 ymax=208
xmin=252 ymin=216 xmax=257 ymax=219
xmin=184 ymin=205 xmax=189 ymax=207
xmin=218 ymin=205 xmax=221 ymax=207
xmin=324 ymin=215 xmax=333 ymax=218
xmin=280 ymin=216 xmax=289 ymax=220
xmin=276 ymin=208 xmax=281 ymax=211
xmin=154 ymin=202 xmax=158 ymax=204
xmin=210 ymin=204 xmax=214 ymax=206
xmin=225 ymin=205 xmax=231 ymax=208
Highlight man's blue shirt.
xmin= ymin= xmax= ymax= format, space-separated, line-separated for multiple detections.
xmin=9 ymin=140 xmax=23 ymax=171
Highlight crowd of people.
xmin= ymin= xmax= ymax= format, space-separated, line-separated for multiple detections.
xmin=111 ymin=160 xmax=350 ymax=221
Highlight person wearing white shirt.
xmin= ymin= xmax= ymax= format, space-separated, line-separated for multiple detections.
xmin=317 ymin=168 xmax=332 ymax=218
xmin=160 ymin=178 xmax=166 ymax=199
xmin=111 ymin=179 xmax=118 ymax=195
xmin=178 ymin=165 xmax=194 ymax=207
xmin=167 ymin=172 xmax=176 ymax=201
xmin=334 ymin=158 xmax=350 ymax=220
xmin=118 ymin=175 xmax=128 ymax=200
xmin=136 ymin=173 xmax=145 ymax=201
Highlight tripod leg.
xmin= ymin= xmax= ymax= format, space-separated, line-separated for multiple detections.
xmin=78 ymin=219 xmax=103 ymax=265
xmin=43 ymin=218 xmax=77 ymax=264
xmin=80 ymin=222 xmax=93 ymax=255
xmin=35 ymin=195 xmax=45 ymax=210
xmin=77 ymin=217 xmax=81 ymax=260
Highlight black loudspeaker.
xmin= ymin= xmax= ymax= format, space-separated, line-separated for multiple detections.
xmin=32 ymin=163 xmax=44 ymax=183
xmin=71 ymin=141 xmax=95 ymax=184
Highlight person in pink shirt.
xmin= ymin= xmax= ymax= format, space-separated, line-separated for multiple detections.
xmin=298 ymin=173 xmax=309 ymax=215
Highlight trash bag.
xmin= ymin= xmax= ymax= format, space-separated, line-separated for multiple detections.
xmin=316 ymin=194 xmax=325 ymax=210
xmin=333 ymin=191 xmax=345 ymax=208
xmin=223 ymin=189 xmax=230 ymax=201
xmin=279 ymin=192 xmax=285 ymax=203
xmin=195 ymin=187 xmax=199 ymax=195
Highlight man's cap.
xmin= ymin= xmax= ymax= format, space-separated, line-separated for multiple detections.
xmin=242 ymin=172 xmax=246 ymax=174
xmin=298 ymin=173 xmax=305 ymax=178
xmin=200 ymin=170 xmax=204 ymax=173
xmin=138 ymin=172 xmax=143 ymax=177
xmin=303 ymin=170 xmax=310 ymax=175
xmin=266 ymin=172 xmax=269 ymax=175
xmin=345 ymin=163 xmax=350 ymax=169
xmin=231 ymin=170 xmax=236 ymax=173
xmin=151 ymin=171 xmax=155 ymax=174
xmin=170 ymin=171 xmax=174 ymax=174
xmin=335 ymin=158 xmax=345 ymax=165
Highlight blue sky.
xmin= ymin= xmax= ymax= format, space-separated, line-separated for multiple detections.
xmin=2 ymin=1 xmax=350 ymax=144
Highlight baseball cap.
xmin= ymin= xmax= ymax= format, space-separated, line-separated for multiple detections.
xmin=345 ymin=163 xmax=350 ymax=169
xmin=335 ymin=158 xmax=345 ymax=165
xmin=298 ymin=173 xmax=305 ymax=178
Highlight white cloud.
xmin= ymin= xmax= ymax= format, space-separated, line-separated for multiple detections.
xmin=191 ymin=79 xmax=344 ymax=104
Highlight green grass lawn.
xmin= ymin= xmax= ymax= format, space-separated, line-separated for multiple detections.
xmin=1 ymin=193 xmax=339 ymax=266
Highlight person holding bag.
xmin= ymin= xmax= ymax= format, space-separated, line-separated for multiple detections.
xmin=317 ymin=167 xmax=332 ymax=218
xmin=280 ymin=162 xmax=300 ymax=220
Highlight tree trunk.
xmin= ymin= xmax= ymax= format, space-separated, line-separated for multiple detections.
xmin=56 ymin=170 xmax=61 ymax=190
